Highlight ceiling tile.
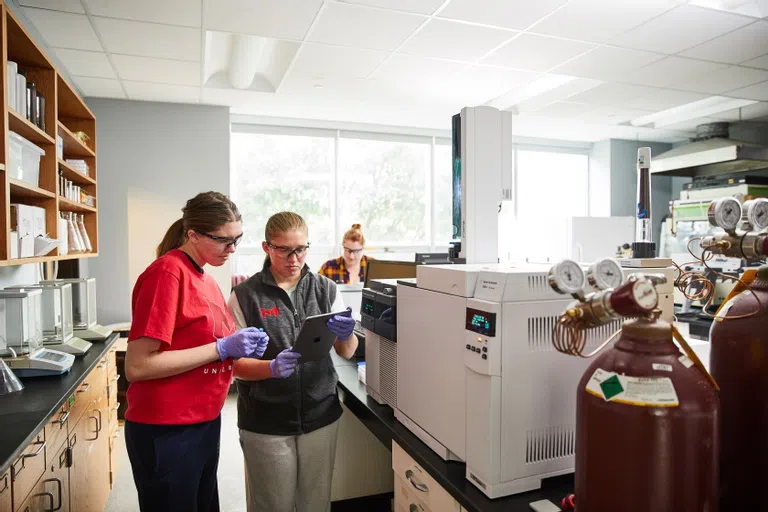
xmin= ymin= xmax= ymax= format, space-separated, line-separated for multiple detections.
xmin=688 ymin=0 xmax=767 ymax=18
xmin=111 ymin=55 xmax=201 ymax=86
xmin=93 ymin=17 xmax=201 ymax=61
xmin=626 ymin=89 xmax=709 ymax=110
xmin=482 ymin=34 xmax=596 ymax=72
xmin=681 ymin=21 xmax=768 ymax=64
xmin=338 ymin=0 xmax=444 ymax=15
xmin=85 ymin=0 xmax=202 ymax=27
xmin=612 ymin=5 xmax=755 ymax=54
xmin=513 ymin=77 xmax=604 ymax=111
xmin=581 ymin=106 xmax=656 ymax=124
xmin=54 ymin=49 xmax=115 ymax=78
xmin=553 ymin=46 xmax=664 ymax=81
xmin=454 ymin=65 xmax=539 ymax=103
xmin=309 ymin=3 xmax=424 ymax=51
xmin=438 ymin=0 xmax=569 ymax=30
xmin=399 ymin=19 xmax=515 ymax=61
xmin=20 ymin=0 xmax=84 ymax=13
xmin=23 ymin=8 xmax=102 ymax=51
xmin=567 ymin=83 xmax=663 ymax=106
xmin=73 ymin=76 xmax=125 ymax=98
xmin=289 ymin=43 xmax=388 ymax=79
xmin=743 ymin=54 xmax=768 ymax=69
xmin=528 ymin=0 xmax=679 ymax=43
xmin=726 ymin=80 xmax=768 ymax=100
xmin=204 ymin=0 xmax=321 ymax=40
xmin=123 ymin=81 xmax=200 ymax=103
xmin=527 ymin=101 xmax=597 ymax=117
xmin=672 ymin=66 xmax=768 ymax=94
xmin=620 ymin=56 xmax=727 ymax=87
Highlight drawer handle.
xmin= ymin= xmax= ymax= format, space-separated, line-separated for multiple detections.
xmin=77 ymin=382 xmax=90 ymax=393
xmin=98 ymin=360 xmax=108 ymax=369
xmin=405 ymin=470 xmax=429 ymax=493
xmin=59 ymin=447 xmax=68 ymax=468
xmin=0 ymin=474 xmax=8 ymax=495
xmin=114 ymin=401 xmax=121 ymax=412
xmin=111 ymin=374 xmax=121 ymax=384
xmin=97 ymin=408 xmax=103 ymax=432
xmin=43 ymin=478 xmax=63 ymax=511
xmin=409 ymin=505 xmax=424 ymax=512
xmin=88 ymin=415 xmax=100 ymax=440
xmin=13 ymin=440 xmax=46 ymax=480
xmin=54 ymin=410 xmax=70 ymax=428
xmin=69 ymin=433 xmax=77 ymax=448
xmin=29 ymin=491 xmax=55 ymax=512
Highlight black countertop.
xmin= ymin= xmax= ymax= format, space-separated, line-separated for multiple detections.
xmin=333 ymin=357 xmax=574 ymax=512
xmin=0 ymin=334 xmax=119 ymax=475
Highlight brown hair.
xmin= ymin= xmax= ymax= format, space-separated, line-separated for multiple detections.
xmin=343 ymin=223 xmax=365 ymax=246
xmin=156 ymin=191 xmax=241 ymax=258
xmin=263 ymin=211 xmax=308 ymax=265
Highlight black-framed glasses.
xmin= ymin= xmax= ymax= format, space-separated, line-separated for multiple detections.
xmin=266 ymin=241 xmax=311 ymax=259
xmin=343 ymin=247 xmax=363 ymax=255
xmin=195 ymin=230 xmax=243 ymax=248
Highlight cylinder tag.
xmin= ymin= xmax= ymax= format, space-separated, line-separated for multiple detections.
xmin=585 ymin=368 xmax=679 ymax=407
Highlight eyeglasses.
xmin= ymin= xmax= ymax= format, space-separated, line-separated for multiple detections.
xmin=343 ymin=247 xmax=363 ymax=255
xmin=266 ymin=242 xmax=310 ymax=259
xmin=195 ymin=230 xmax=243 ymax=248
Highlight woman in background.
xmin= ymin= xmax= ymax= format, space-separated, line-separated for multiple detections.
xmin=229 ymin=211 xmax=358 ymax=512
xmin=124 ymin=191 xmax=268 ymax=512
xmin=319 ymin=223 xmax=372 ymax=284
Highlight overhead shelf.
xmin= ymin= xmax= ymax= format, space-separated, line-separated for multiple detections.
xmin=58 ymin=121 xmax=95 ymax=158
xmin=9 ymin=178 xmax=56 ymax=199
xmin=58 ymin=159 xmax=96 ymax=186
xmin=8 ymin=109 xmax=55 ymax=146
xmin=59 ymin=196 xmax=97 ymax=213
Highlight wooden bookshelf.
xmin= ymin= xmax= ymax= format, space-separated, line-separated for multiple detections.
xmin=0 ymin=3 xmax=98 ymax=264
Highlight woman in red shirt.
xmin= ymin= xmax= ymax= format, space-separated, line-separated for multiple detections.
xmin=124 ymin=192 xmax=268 ymax=512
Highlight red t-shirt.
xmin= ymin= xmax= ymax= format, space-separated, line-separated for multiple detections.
xmin=126 ymin=249 xmax=235 ymax=425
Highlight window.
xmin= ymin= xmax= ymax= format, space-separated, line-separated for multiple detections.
xmin=230 ymin=124 xmax=591 ymax=276
xmin=512 ymin=149 xmax=590 ymax=262
xmin=338 ymin=136 xmax=430 ymax=246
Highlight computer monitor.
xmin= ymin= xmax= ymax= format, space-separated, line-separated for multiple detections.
xmin=415 ymin=253 xmax=451 ymax=265
xmin=364 ymin=260 xmax=418 ymax=288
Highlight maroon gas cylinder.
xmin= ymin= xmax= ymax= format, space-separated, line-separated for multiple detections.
xmin=710 ymin=265 xmax=768 ymax=511
xmin=575 ymin=318 xmax=720 ymax=512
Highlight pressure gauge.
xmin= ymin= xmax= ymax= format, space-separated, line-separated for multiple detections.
xmin=586 ymin=258 xmax=624 ymax=291
xmin=631 ymin=279 xmax=658 ymax=311
xmin=708 ymin=197 xmax=742 ymax=232
xmin=548 ymin=259 xmax=586 ymax=295
xmin=742 ymin=198 xmax=768 ymax=231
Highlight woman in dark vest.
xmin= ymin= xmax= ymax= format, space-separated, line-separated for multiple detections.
xmin=227 ymin=211 xmax=357 ymax=512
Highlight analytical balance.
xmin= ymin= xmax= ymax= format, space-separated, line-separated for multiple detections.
xmin=42 ymin=277 xmax=112 ymax=341
xmin=6 ymin=282 xmax=91 ymax=355
xmin=0 ymin=288 xmax=75 ymax=377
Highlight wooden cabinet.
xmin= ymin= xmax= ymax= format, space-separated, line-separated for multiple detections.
xmin=13 ymin=437 xmax=67 ymax=512
xmin=392 ymin=441 xmax=461 ymax=512
xmin=10 ymin=433 xmax=46 ymax=512
xmin=69 ymin=364 xmax=111 ymax=512
xmin=0 ymin=470 xmax=11 ymax=512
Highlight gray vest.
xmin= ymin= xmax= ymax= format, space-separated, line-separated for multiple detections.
xmin=233 ymin=262 xmax=342 ymax=435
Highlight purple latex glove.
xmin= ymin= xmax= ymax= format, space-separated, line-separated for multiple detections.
xmin=327 ymin=308 xmax=355 ymax=341
xmin=270 ymin=349 xmax=302 ymax=378
xmin=215 ymin=327 xmax=269 ymax=361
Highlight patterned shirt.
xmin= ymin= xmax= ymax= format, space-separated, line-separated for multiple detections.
xmin=318 ymin=255 xmax=372 ymax=284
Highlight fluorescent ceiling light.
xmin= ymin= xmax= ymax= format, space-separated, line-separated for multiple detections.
xmin=630 ymin=96 xmax=758 ymax=128
xmin=486 ymin=74 xmax=577 ymax=112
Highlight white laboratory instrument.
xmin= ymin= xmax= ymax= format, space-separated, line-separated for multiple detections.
xmin=42 ymin=277 xmax=113 ymax=341
xmin=566 ymin=216 xmax=634 ymax=262
xmin=6 ymin=282 xmax=91 ymax=355
xmin=463 ymin=266 xmax=619 ymax=498
xmin=0 ymin=288 xmax=74 ymax=377
xmin=362 ymin=279 xmax=403 ymax=409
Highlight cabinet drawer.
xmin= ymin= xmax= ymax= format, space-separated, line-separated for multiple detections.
xmin=395 ymin=473 xmax=429 ymax=512
xmin=0 ymin=470 xmax=11 ymax=512
xmin=69 ymin=381 xmax=93 ymax=428
xmin=45 ymin=403 xmax=70 ymax=459
xmin=11 ymin=432 xmax=46 ymax=510
xmin=392 ymin=441 xmax=460 ymax=512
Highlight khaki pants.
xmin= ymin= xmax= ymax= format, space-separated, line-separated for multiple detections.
xmin=239 ymin=420 xmax=340 ymax=512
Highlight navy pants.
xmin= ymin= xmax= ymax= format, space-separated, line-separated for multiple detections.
xmin=125 ymin=416 xmax=221 ymax=512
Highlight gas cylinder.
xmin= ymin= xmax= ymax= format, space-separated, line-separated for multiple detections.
xmin=576 ymin=318 xmax=720 ymax=512
xmin=710 ymin=265 xmax=768 ymax=511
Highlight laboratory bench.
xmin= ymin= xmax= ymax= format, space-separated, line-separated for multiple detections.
xmin=0 ymin=333 xmax=120 ymax=512
xmin=332 ymin=355 xmax=574 ymax=512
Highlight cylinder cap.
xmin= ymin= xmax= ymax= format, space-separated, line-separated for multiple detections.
xmin=621 ymin=318 xmax=672 ymax=342
xmin=757 ymin=264 xmax=768 ymax=280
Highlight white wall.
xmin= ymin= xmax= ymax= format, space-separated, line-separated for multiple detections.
xmin=86 ymin=99 xmax=231 ymax=325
